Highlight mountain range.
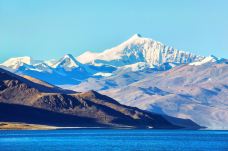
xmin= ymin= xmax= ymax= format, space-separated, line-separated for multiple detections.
xmin=0 ymin=34 xmax=208 ymax=85
xmin=1 ymin=34 xmax=227 ymax=129
xmin=0 ymin=68 xmax=201 ymax=129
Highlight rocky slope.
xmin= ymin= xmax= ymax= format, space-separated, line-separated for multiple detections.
xmin=0 ymin=68 xmax=201 ymax=129
xmin=100 ymin=60 xmax=228 ymax=129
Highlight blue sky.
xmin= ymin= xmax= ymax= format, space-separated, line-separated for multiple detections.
xmin=0 ymin=0 xmax=228 ymax=62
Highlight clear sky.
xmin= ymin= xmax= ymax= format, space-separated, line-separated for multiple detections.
xmin=0 ymin=0 xmax=228 ymax=62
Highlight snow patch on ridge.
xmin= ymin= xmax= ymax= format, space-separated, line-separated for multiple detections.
xmin=189 ymin=55 xmax=219 ymax=66
xmin=94 ymin=72 xmax=112 ymax=77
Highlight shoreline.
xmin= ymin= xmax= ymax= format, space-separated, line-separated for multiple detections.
xmin=0 ymin=122 xmax=134 ymax=130
xmin=0 ymin=122 xmax=213 ymax=130
xmin=0 ymin=122 xmax=58 ymax=130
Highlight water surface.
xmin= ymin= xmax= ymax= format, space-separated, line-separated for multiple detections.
xmin=0 ymin=129 xmax=228 ymax=151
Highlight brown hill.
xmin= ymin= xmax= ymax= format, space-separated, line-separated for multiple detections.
xmin=0 ymin=68 xmax=201 ymax=129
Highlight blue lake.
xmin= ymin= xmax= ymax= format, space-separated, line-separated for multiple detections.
xmin=0 ymin=129 xmax=228 ymax=151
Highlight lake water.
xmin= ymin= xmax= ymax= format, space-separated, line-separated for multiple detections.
xmin=0 ymin=129 xmax=228 ymax=151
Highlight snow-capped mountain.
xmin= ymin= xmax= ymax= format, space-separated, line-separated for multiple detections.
xmin=1 ymin=34 xmax=208 ymax=78
xmin=0 ymin=34 xmax=224 ymax=86
xmin=53 ymin=54 xmax=83 ymax=71
xmin=77 ymin=34 xmax=204 ymax=67
xmin=0 ymin=54 xmax=89 ymax=85
xmin=1 ymin=56 xmax=33 ymax=70
xmin=1 ymin=34 xmax=227 ymax=129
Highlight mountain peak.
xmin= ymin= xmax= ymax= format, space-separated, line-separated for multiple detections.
xmin=63 ymin=54 xmax=75 ymax=59
xmin=76 ymin=34 xmax=204 ymax=67
xmin=54 ymin=54 xmax=82 ymax=70
xmin=132 ymin=33 xmax=142 ymax=38
xmin=127 ymin=34 xmax=143 ymax=41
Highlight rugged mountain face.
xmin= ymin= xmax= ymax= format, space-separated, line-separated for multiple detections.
xmin=68 ymin=60 xmax=228 ymax=130
xmin=0 ymin=68 xmax=200 ymax=129
xmin=99 ymin=61 xmax=228 ymax=129
xmin=0 ymin=34 xmax=206 ymax=85
xmin=69 ymin=59 xmax=228 ymax=129
xmin=77 ymin=34 xmax=204 ymax=66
